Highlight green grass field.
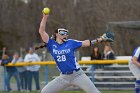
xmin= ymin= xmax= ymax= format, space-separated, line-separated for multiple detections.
xmin=0 ymin=90 xmax=134 ymax=93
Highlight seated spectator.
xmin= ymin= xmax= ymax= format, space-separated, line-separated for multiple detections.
xmin=91 ymin=46 xmax=102 ymax=60
xmin=102 ymin=45 xmax=115 ymax=68
xmin=0 ymin=54 xmax=20 ymax=92
xmin=90 ymin=46 xmax=103 ymax=69
xmin=12 ymin=52 xmax=27 ymax=91
xmin=24 ymin=47 xmax=41 ymax=92
xmin=102 ymin=45 xmax=115 ymax=60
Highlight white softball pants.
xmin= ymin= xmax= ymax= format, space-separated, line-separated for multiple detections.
xmin=41 ymin=69 xmax=100 ymax=93
xmin=129 ymin=61 xmax=140 ymax=80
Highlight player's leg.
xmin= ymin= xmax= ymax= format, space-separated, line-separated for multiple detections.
xmin=41 ymin=75 xmax=70 ymax=93
xmin=129 ymin=62 xmax=140 ymax=93
xmin=71 ymin=70 xmax=100 ymax=93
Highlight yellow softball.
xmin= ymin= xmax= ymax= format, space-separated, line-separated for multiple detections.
xmin=42 ymin=7 xmax=50 ymax=15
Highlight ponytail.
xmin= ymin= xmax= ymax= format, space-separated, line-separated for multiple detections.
xmin=35 ymin=43 xmax=46 ymax=50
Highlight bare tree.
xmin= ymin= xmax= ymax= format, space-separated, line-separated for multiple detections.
xmin=0 ymin=0 xmax=140 ymax=57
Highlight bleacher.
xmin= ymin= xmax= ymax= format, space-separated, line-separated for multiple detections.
xmin=81 ymin=56 xmax=135 ymax=90
xmin=52 ymin=56 xmax=135 ymax=90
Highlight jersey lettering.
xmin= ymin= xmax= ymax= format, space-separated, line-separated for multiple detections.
xmin=53 ymin=49 xmax=70 ymax=55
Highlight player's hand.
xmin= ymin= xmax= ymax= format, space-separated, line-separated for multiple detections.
xmin=96 ymin=37 xmax=103 ymax=43
xmin=42 ymin=14 xmax=49 ymax=20
xmin=43 ymin=13 xmax=49 ymax=17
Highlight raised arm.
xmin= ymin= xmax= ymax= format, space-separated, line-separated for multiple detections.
xmin=39 ymin=14 xmax=49 ymax=43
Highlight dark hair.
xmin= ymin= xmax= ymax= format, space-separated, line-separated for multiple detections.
xmin=34 ymin=29 xmax=57 ymax=51
xmin=25 ymin=47 xmax=33 ymax=52
xmin=91 ymin=46 xmax=102 ymax=60
xmin=51 ymin=29 xmax=58 ymax=40
xmin=55 ymin=29 xmax=58 ymax=33
xmin=92 ymin=46 xmax=100 ymax=56
xmin=34 ymin=43 xmax=46 ymax=50
xmin=52 ymin=28 xmax=68 ymax=40
xmin=35 ymin=28 xmax=68 ymax=50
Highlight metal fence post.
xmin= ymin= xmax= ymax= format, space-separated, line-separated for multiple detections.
xmin=3 ymin=67 xmax=6 ymax=92
xmin=45 ymin=66 xmax=48 ymax=84
xmin=91 ymin=65 xmax=94 ymax=82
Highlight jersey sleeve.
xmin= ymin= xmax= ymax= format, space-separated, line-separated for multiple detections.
xmin=45 ymin=38 xmax=53 ymax=51
xmin=133 ymin=47 xmax=140 ymax=58
xmin=70 ymin=39 xmax=82 ymax=50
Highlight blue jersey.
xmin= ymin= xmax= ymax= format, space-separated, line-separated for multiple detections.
xmin=132 ymin=47 xmax=140 ymax=62
xmin=45 ymin=38 xmax=82 ymax=73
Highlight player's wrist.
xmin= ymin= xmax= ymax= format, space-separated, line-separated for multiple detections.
xmin=90 ymin=39 xmax=98 ymax=46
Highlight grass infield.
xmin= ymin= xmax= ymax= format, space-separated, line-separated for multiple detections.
xmin=0 ymin=90 xmax=134 ymax=93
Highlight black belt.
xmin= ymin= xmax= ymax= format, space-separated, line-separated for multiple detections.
xmin=62 ymin=68 xmax=80 ymax=75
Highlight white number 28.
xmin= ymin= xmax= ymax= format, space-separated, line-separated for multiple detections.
xmin=57 ymin=55 xmax=66 ymax=62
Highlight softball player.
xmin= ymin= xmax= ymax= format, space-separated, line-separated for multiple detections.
xmin=129 ymin=47 xmax=140 ymax=93
xmin=39 ymin=14 xmax=104 ymax=93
